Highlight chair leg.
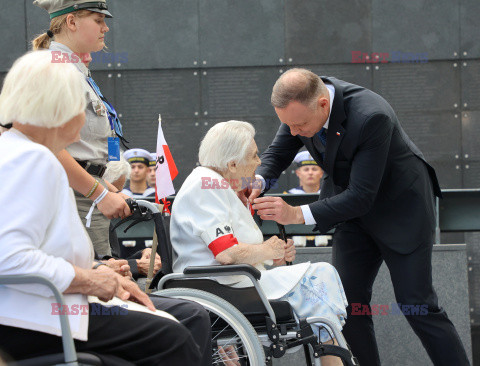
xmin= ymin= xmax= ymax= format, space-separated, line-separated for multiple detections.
xmin=306 ymin=316 xmax=358 ymax=366
xmin=303 ymin=344 xmax=313 ymax=365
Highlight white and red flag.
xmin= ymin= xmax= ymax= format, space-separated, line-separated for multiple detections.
xmin=155 ymin=115 xmax=178 ymax=210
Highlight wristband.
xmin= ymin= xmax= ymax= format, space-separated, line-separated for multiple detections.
xmin=93 ymin=187 xmax=108 ymax=205
xmin=93 ymin=262 xmax=108 ymax=270
xmin=85 ymin=180 xmax=99 ymax=198
xmin=85 ymin=188 xmax=108 ymax=227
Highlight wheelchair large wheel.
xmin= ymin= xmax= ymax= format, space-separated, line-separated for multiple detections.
xmin=154 ymin=288 xmax=265 ymax=366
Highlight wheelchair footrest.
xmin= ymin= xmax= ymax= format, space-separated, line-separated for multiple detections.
xmin=312 ymin=344 xmax=359 ymax=366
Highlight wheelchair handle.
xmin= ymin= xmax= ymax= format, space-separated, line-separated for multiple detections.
xmin=277 ymin=223 xmax=292 ymax=266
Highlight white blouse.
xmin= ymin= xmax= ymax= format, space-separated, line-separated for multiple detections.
xmin=0 ymin=130 xmax=93 ymax=340
xmin=171 ymin=167 xmax=309 ymax=299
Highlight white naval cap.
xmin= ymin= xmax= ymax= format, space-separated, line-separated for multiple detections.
xmin=123 ymin=148 xmax=151 ymax=166
xmin=149 ymin=152 xmax=157 ymax=167
xmin=293 ymin=151 xmax=318 ymax=167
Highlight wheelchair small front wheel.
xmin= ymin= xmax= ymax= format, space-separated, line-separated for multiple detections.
xmin=154 ymin=288 xmax=266 ymax=366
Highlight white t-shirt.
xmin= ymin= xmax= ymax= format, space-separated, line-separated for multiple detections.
xmin=0 ymin=130 xmax=93 ymax=340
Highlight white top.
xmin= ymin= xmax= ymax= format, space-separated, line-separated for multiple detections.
xmin=0 ymin=130 xmax=93 ymax=340
xmin=171 ymin=167 xmax=309 ymax=299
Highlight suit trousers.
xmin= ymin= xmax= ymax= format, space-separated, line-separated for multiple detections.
xmin=0 ymin=303 xmax=202 ymax=365
xmin=332 ymin=221 xmax=470 ymax=366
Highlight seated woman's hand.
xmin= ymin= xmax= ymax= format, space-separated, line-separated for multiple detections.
xmin=273 ymin=238 xmax=296 ymax=266
xmin=284 ymin=239 xmax=296 ymax=262
xmin=136 ymin=249 xmax=162 ymax=276
xmin=81 ymin=267 xmax=120 ymax=302
xmin=115 ymin=274 xmax=156 ymax=311
xmin=95 ymin=265 xmax=155 ymax=311
xmin=264 ymin=235 xmax=286 ymax=260
xmin=104 ymin=258 xmax=132 ymax=278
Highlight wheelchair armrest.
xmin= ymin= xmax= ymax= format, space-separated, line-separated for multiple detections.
xmin=0 ymin=274 xmax=78 ymax=365
xmin=183 ymin=264 xmax=261 ymax=280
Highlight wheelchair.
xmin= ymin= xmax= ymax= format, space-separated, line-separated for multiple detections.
xmin=0 ymin=275 xmax=102 ymax=366
xmin=125 ymin=200 xmax=359 ymax=366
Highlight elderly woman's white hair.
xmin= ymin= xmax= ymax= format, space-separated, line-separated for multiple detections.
xmin=0 ymin=50 xmax=86 ymax=128
xmin=199 ymin=120 xmax=255 ymax=171
xmin=103 ymin=156 xmax=131 ymax=183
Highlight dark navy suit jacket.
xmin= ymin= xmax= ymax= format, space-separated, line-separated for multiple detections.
xmin=257 ymin=77 xmax=441 ymax=254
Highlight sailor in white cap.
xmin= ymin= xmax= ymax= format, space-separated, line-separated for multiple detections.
xmin=32 ymin=0 xmax=129 ymax=257
xmin=288 ymin=150 xmax=324 ymax=194
xmin=122 ymin=149 xmax=156 ymax=199
xmin=147 ymin=152 xmax=157 ymax=188
xmin=288 ymin=151 xmax=329 ymax=247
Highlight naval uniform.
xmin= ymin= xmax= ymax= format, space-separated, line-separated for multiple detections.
xmin=49 ymin=41 xmax=113 ymax=257
xmin=287 ymin=186 xmax=320 ymax=194
xmin=121 ymin=182 xmax=155 ymax=199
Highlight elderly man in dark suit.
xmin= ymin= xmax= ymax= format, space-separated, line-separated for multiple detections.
xmin=247 ymin=68 xmax=469 ymax=365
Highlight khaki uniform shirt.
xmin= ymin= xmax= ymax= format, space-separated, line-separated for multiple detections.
xmin=49 ymin=42 xmax=111 ymax=165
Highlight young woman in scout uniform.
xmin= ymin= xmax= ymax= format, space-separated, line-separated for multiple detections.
xmin=32 ymin=0 xmax=130 ymax=256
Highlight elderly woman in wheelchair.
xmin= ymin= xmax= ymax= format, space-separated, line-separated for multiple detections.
xmin=169 ymin=120 xmax=351 ymax=366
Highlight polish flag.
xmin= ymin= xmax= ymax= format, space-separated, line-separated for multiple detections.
xmin=155 ymin=115 xmax=178 ymax=204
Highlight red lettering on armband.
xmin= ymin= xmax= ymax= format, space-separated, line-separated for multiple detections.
xmin=208 ymin=234 xmax=239 ymax=257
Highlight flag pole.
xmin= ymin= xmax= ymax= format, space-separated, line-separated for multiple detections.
xmin=145 ymin=226 xmax=158 ymax=294
xmin=147 ymin=114 xmax=177 ymax=292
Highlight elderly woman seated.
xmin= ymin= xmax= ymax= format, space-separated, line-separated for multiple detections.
xmin=0 ymin=51 xmax=203 ymax=365
xmin=171 ymin=120 xmax=348 ymax=365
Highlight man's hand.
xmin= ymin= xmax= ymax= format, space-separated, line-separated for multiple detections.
xmin=104 ymin=258 xmax=132 ymax=278
xmin=237 ymin=176 xmax=263 ymax=206
xmin=253 ymin=197 xmax=305 ymax=225
xmin=263 ymin=235 xmax=286 ymax=260
xmin=248 ymin=187 xmax=262 ymax=204
xmin=97 ymin=191 xmax=131 ymax=219
xmin=136 ymin=248 xmax=162 ymax=276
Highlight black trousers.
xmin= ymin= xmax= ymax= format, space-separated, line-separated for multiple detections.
xmin=150 ymin=295 xmax=212 ymax=366
xmin=332 ymin=221 xmax=470 ymax=366
xmin=0 ymin=302 xmax=204 ymax=365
